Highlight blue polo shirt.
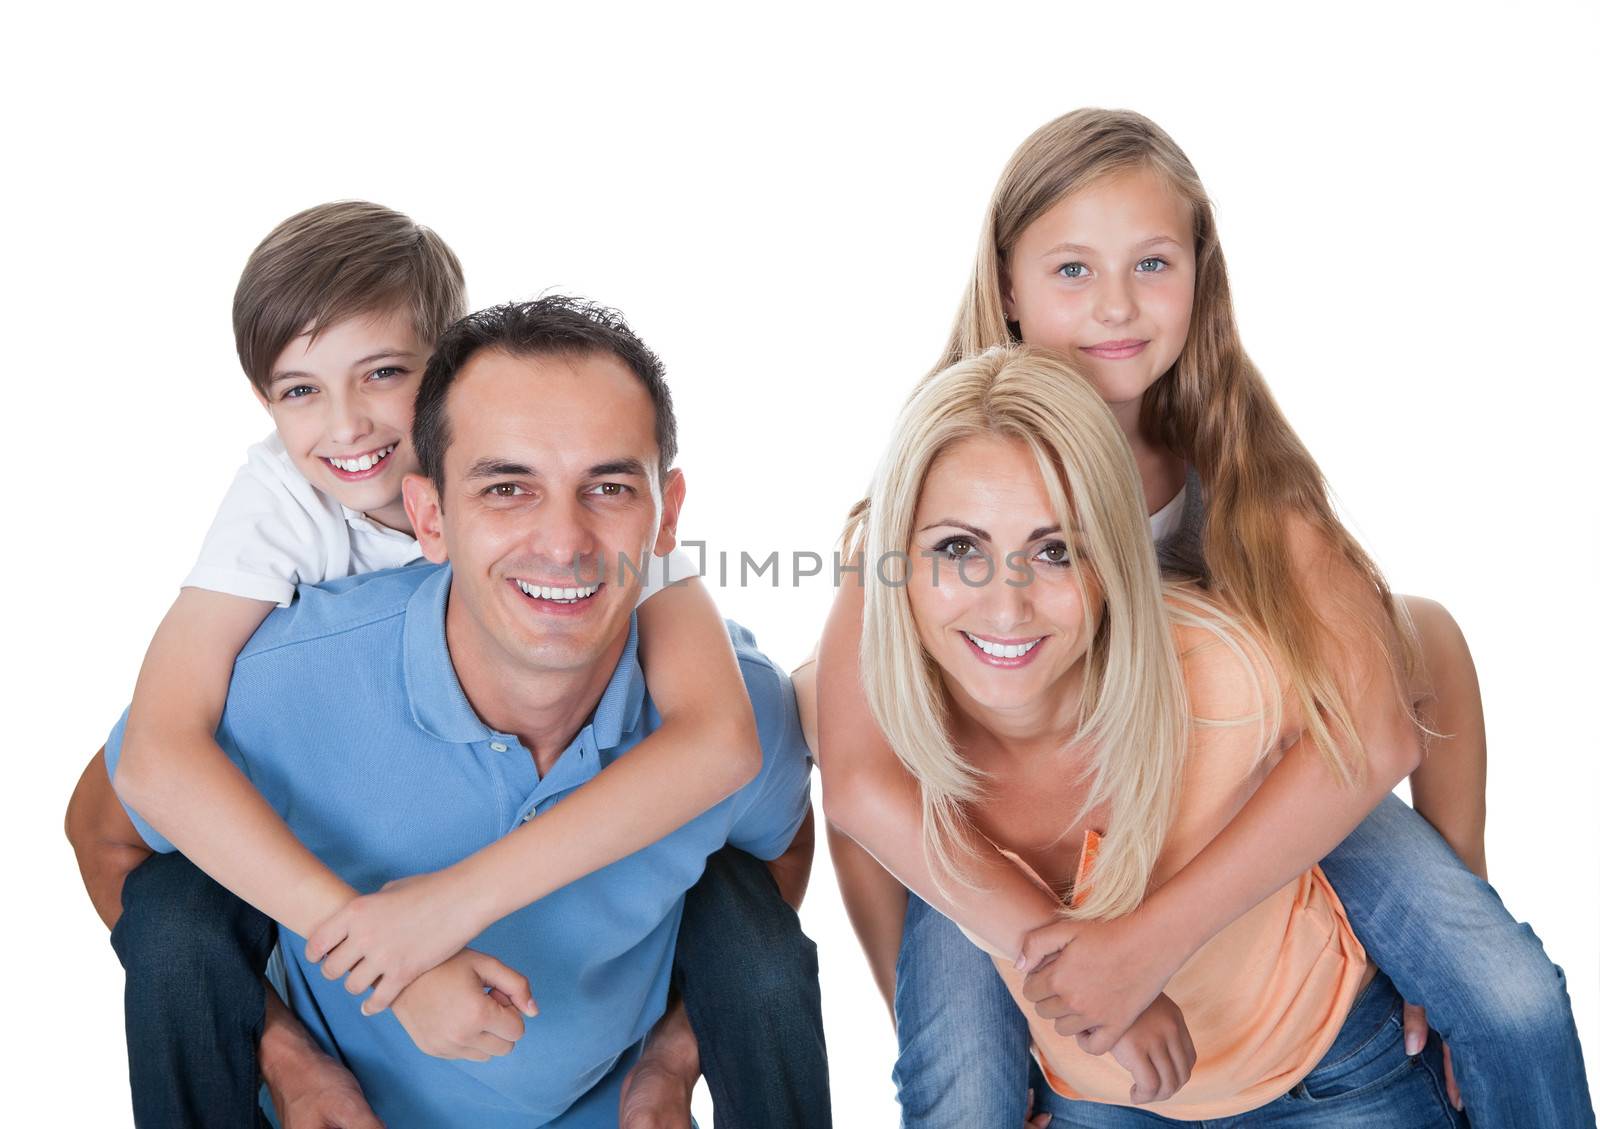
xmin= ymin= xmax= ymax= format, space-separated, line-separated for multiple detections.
xmin=104 ymin=563 xmax=812 ymax=1128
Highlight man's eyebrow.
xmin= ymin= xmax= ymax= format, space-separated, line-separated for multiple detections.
xmin=269 ymin=349 xmax=419 ymax=385
xmin=465 ymin=458 xmax=538 ymax=480
xmin=588 ymin=458 xmax=648 ymax=477
xmin=1038 ymin=235 xmax=1183 ymax=258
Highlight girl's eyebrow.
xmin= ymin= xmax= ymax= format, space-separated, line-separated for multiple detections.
xmin=916 ymin=520 xmax=1063 ymax=542
xmin=1039 ymin=234 xmax=1183 ymax=258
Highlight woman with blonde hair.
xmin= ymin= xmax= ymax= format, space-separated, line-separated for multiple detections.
xmin=810 ymin=109 xmax=1591 ymax=1125
xmin=854 ymin=342 xmax=1469 ymax=1121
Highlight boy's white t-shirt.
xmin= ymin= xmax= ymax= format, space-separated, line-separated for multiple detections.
xmin=184 ymin=432 xmax=697 ymax=607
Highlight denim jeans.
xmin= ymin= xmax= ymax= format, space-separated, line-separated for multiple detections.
xmin=112 ymin=845 xmax=830 ymax=1129
xmin=893 ymin=794 xmax=1594 ymax=1129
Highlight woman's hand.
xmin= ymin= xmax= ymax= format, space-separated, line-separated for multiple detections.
xmin=307 ymin=871 xmax=489 ymax=1013
xmin=389 ymin=949 xmax=537 ymax=1061
xmin=1017 ymin=912 xmax=1186 ymax=1054
xmin=1106 ymin=993 xmax=1196 ymax=1104
xmin=1403 ymin=1003 xmax=1463 ymax=1111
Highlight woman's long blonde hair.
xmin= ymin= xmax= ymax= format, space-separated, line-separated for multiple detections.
xmin=856 ymin=345 xmax=1228 ymax=919
xmin=937 ymin=107 xmax=1416 ymax=783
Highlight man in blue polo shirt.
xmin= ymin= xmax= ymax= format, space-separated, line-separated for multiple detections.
xmin=81 ymin=298 xmax=815 ymax=1127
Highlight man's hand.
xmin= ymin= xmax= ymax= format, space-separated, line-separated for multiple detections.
xmin=1105 ymin=993 xmax=1196 ymax=1105
xmin=261 ymin=989 xmax=384 ymax=1128
xmin=389 ymin=948 xmax=537 ymax=1061
xmin=308 ymin=871 xmax=486 ymax=1014
xmin=1018 ymin=912 xmax=1184 ymax=1054
xmin=618 ymin=999 xmax=700 ymax=1129
xmin=1403 ymin=1002 xmax=1463 ymax=1111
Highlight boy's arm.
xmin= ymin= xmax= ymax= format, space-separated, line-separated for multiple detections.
xmin=112 ymin=587 xmax=358 ymax=934
xmin=308 ymin=577 xmax=764 ymax=1012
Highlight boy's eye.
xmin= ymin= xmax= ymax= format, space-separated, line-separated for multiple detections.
xmin=933 ymin=536 xmax=979 ymax=559
xmin=1057 ymin=262 xmax=1090 ymax=280
xmin=1135 ymin=257 xmax=1168 ymax=273
xmin=369 ymin=366 xmax=406 ymax=381
xmin=281 ymin=385 xmax=317 ymax=400
xmin=1035 ymin=541 xmax=1073 ymax=567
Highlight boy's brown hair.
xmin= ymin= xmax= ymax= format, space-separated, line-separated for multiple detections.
xmin=233 ymin=201 xmax=466 ymax=395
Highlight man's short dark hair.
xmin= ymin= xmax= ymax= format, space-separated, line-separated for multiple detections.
xmin=411 ymin=296 xmax=678 ymax=496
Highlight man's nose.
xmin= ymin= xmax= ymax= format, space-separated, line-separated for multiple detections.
xmin=531 ymin=493 xmax=598 ymax=575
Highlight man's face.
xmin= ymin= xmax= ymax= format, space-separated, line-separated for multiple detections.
xmin=406 ymin=348 xmax=683 ymax=677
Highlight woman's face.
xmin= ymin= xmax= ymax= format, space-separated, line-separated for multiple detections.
xmin=1002 ymin=166 xmax=1197 ymax=418
xmin=906 ymin=433 xmax=1102 ymax=724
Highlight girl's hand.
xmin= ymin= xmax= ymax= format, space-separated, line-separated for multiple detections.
xmin=1403 ymin=1003 xmax=1463 ymax=1111
xmin=1018 ymin=913 xmax=1186 ymax=1054
xmin=1023 ymin=1087 xmax=1053 ymax=1127
xmin=307 ymin=871 xmax=489 ymax=1013
xmin=389 ymin=949 xmax=538 ymax=1060
xmin=1106 ymin=993 xmax=1196 ymax=1105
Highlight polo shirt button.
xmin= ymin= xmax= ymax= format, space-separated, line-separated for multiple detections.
xmin=489 ymin=741 xmax=508 ymax=752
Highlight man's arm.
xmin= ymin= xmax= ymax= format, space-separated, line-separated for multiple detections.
xmin=66 ymin=747 xmax=149 ymax=929
xmin=764 ymin=804 xmax=814 ymax=909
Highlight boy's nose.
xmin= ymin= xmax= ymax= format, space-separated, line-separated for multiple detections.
xmin=326 ymin=396 xmax=373 ymax=446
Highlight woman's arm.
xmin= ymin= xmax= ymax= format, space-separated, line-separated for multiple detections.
xmin=817 ymin=577 xmax=1063 ymax=959
xmin=112 ymin=588 xmax=358 ymax=933
xmin=1018 ymin=517 xmax=1424 ymax=1052
xmin=308 ymin=576 xmax=764 ymax=1011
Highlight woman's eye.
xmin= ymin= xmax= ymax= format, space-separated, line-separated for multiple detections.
xmin=1135 ymin=257 xmax=1168 ymax=273
xmin=935 ymin=537 xmax=978 ymax=559
xmin=1035 ymin=541 xmax=1072 ymax=566
xmin=282 ymin=385 xmax=316 ymax=400
xmin=1057 ymin=262 xmax=1090 ymax=280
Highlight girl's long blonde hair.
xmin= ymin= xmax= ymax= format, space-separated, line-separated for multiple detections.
xmin=857 ymin=345 xmax=1226 ymax=919
xmin=937 ymin=107 xmax=1417 ymax=783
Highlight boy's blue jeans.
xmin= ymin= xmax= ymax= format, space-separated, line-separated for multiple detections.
xmin=893 ymin=794 xmax=1594 ymax=1129
xmin=110 ymin=846 xmax=831 ymax=1129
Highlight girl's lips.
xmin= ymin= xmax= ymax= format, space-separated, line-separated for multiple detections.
xmin=1080 ymin=340 xmax=1148 ymax=360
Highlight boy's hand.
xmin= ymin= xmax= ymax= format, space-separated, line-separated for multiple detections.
xmin=1105 ymin=993 xmax=1196 ymax=1105
xmin=1018 ymin=912 xmax=1184 ymax=1054
xmin=389 ymin=949 xmax=537 ymax=1061
xmin=308 ymin=871 xmax=487 ymax=1013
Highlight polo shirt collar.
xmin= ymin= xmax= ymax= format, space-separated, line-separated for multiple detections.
xmin=402 ymin=564 xmax=647 ymax=750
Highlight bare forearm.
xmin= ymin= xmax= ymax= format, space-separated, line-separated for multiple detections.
xmin=827 ymin=820 xmax=906 ymax=1018
xmin=765 ymin=806 xmax=816 ymax=909
xmin=117 ymin=728 xmax=355 ymax=936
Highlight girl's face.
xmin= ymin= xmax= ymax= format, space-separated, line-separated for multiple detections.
xmin=1003 ymin=166 xmax=1196 ymax=417
xmin=906 ymin=432 xmax=1102 ymax=725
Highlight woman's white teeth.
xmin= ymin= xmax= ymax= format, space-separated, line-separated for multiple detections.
xmin=963 ymin=632 xmax=1041 ymax=659
xmin=329 ymin=444 xmax=396 ymax=472
xmin=516 ymin=580 xmax=599 ymax=603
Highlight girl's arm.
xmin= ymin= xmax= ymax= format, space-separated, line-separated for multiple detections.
xmin=309 ymin=576 xmax=763 ymax=1012
xmin=112 ymin=587 xmax=358 ymax=933
xmin=1017 ymin=517 xmax=1424 ymax=1053
xmin=816 ymin=578 xmax=1064 ymax=959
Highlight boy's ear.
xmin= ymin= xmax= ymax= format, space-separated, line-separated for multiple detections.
xmin=253 ymin=385 xmax=272 ymax=412
xmin=651 ymin=467 xmax=686 ymax=558
xmin=403 ymin=474 xmax=449 ymax=564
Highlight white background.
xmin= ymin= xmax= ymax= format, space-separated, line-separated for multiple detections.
xmin=4 ymin=2 xmax=1596 ymax=1123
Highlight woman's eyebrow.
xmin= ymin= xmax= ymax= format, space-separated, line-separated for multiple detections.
xmin=917 ymin=519 xmax=990 ymax=540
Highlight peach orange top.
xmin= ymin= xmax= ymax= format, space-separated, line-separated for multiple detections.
xmin=986 ymin=633 xmax=1370 ymax=1119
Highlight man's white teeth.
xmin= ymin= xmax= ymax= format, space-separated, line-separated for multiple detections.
xmin=963 ymin=632 xmax=1041 ymax=659
xmin=329 ymin=444 xmax=397 ymax=472
xmin=516 ymin=580 xmax=599 ymax=604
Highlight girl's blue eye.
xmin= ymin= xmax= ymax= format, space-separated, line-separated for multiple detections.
xmin=282 ymin=385 xmax=316 ymax=400
xmin=1057 ymin=262 xmax=1089 ymax=280
xmin=1135 ymin=257 xmax=1168 ymax=273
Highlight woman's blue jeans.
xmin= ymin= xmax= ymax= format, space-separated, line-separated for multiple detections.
xmin=893 ymin=794 xmax=1594 ymax=1128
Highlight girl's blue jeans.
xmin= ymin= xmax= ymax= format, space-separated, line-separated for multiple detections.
xmin=893 ymin=794 xmax=1594 ymax=1128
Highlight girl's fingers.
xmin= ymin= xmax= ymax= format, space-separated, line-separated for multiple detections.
xmin=1150 ymin=1043 xmax=1178 ymax=1102
xmin=1017 ymin=922 xmax=1077 ymax=973
xmin=319 ymin=941 xmax=361 ymax=982
xmin=1125 ymin=1049 xmax=1160 ymax=1104
xmin=1403 ymin=1001 xmax=1429 ymax=1057
xmin=1032 ymin=995 xmax=1078 ymax=1021
xmin=361 ymin=975 xmax=404 ymax=1016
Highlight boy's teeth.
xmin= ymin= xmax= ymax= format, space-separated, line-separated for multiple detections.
xmin=329 ymin=443 xmax=396 ymax=472
xmin=515 ymin=580 xmax=599 ymax=604
xmin=963 ymin=632 xmax=1041 ymax=659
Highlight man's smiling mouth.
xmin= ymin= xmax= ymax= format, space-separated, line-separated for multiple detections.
xmin=514 ymin=579 xmax=601 ymax=605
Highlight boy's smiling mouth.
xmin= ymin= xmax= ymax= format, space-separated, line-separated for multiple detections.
xmin=322 ymin=443 xmax=399 ymax=479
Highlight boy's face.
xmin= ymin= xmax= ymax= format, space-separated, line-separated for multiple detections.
xmin=257 ymin=308 xmax=429 ymax=532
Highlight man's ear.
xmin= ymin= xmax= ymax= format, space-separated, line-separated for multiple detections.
xmin=402 ymin=474 xmax=449 ymax=564
xmin=652 ymin=467 xmax=686 ymax=557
